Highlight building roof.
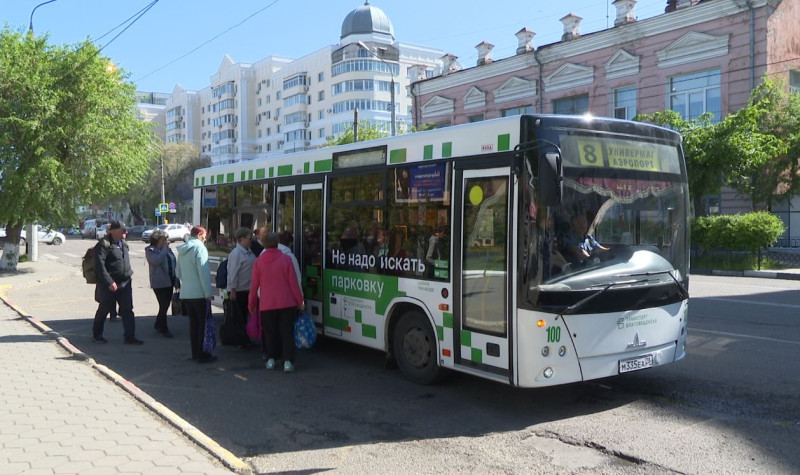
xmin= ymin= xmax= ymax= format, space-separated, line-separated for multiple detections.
xmin=341 ymin=1 xmax=394 ymax=40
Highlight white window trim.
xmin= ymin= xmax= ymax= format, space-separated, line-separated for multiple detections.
xmin=657 ymin=32 xmax=729 ymax=69
xmin=605 ymin=49 xmax=640 ymax=80
xmin=493 ymin=77 xmax=536 ymax=104
xmin=545 ymin=63 xmax=594 ymax=93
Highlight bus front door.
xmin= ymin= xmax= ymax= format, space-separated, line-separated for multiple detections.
xmin=454 ymin=167 xmax=512 ymax=378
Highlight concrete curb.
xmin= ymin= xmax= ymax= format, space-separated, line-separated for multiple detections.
xmin=690 ymin=269 xmax=800 ymax=280
xmin=0 ymin=293 xmax=253 ymax=475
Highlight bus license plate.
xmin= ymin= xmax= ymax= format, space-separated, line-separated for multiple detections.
xmin=619 ymin=354 xmax=653 ymax=373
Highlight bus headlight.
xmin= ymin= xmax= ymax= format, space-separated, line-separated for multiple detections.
xmin=543 ymin=367 xmax=554 ymax=378
xmin=541 ymin=346 xmax=549 ymax=357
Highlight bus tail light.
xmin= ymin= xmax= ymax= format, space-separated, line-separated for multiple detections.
xmin=442 ymin=348 xmax=451 ymax=357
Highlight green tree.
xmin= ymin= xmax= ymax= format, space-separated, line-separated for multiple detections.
xmin=325 ymin=120 xmax=389 ymax=146
xmin=125 ymin=143 xmax=210 ymax=225
xmin=634 ymin=110 xmax=722 ymax=214
xmin=727 ymin=79 xmax=799 ymax=209
xmin=0 ymin=27 xmax=155 ymax=270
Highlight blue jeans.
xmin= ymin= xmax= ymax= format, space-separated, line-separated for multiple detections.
xmin=93 ymin=281 xmax=135 ymax=340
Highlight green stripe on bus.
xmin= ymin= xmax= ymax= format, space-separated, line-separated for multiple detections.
xmin=443 ymin=313 xmax=453 ymax=329
xmin=355 ymin=309 xmax=362 ymax=324
xmin=461 ymin=330 xmax=471 ymax=347
xmin=442 ymin=142 xmax=452 ymax=158
xmin=256 ymin=168 xmax=265 ymax=179
xmin=304 ymin=162 xmax=310 ymax=174
xmin=389 ymin=148 xmax=407 ymax=163
xmin=315 ymin=159 xmax=332 ymax=172
xmin=201 ymin=177 xmax=205 ymax=185
xmin=226 ymin=173 xmax=234 ymax=183
xmin=216 ymin=174 xmax=224 ymax=184
xmin=471 ymin=347 xmax=483 ymax=363
xmin=498 ymin=133 xmax=510 ymax=151
xmin=210 ymin=176 xmax=215 ymax=184
xmin=362 ymin=324 xmax=376 ymax=339
xmin=248 ymin=170 xmax=254 ymax=180
xmin=278 ymin=164 xmax=292 ymax=176
xmin=240 ymin=171 xmax=245 ymax=181
xmin=269 ymin=167 xmax=274 ymax=178
xmin=195 ymin=178 xmax=199 ymax=186
xmin=423 ymin=144 xmax=433 ymax=160
xmin=437 ymin=325 xmax=444 ymax=341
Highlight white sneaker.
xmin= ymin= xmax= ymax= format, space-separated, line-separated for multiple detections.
xmin=283 ymin=361 xmax=294 ymax=373
xmin=265 ymin=358 xmax=275 ymax=370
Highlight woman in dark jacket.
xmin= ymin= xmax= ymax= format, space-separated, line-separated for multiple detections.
xmin=145 ymin=230 xmax=178 ymax=338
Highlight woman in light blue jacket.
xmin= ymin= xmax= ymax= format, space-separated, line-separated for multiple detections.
xmin=176 ymin=226 xmax=214 ymax=363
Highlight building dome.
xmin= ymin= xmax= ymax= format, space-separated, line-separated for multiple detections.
xmin=341 ymin=2 xmax=394 ymax=40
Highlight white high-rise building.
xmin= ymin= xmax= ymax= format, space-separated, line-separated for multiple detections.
xmin=165 ymin=2 xmax=443 ymax=166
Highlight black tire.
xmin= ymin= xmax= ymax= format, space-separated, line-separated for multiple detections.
xmin=52 ymin=236 xmax=62 ymax=245
xmin=392 ymin=310 xmax=443 ymax=385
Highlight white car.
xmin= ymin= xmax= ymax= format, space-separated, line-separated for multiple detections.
xmin=95 ymin=224 xmax=109 ymax=240
xmin=0 ymin=227 xmax=66 ymax=245
xmin=142 ymin=224 xmax=191 ymax=243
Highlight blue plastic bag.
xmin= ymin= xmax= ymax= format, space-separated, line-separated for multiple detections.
xmin=203 ymin=301 xmax=217 ymax=353
xmin=294 ymin=310 xmax=316 ymax=349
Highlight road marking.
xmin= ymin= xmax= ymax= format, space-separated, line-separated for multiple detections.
xmin=701 ymin=296 xmax=800 ymax=310
xmin=42 ymin=254 xmax=60 ymax=261
xmin=691 ymin=328 xmax=800 ymax=346
xmin=63 ymin=253 xmax=81 ymax=258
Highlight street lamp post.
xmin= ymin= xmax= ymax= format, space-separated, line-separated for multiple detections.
xmin=357 ymin=41 xmax=396 ymax=136
xmin=29 ymin=0 xmax=58 ymax=34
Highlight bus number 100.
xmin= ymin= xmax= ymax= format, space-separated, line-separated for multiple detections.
xmin=546 ymin=326 xmax=561 ymax=343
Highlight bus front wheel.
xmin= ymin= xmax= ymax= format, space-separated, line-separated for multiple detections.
xmin=393 ymin=310 xmax=443 ymax=385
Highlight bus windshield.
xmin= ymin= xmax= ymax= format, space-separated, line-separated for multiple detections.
xmin=523 ymin=131 xmax=689 ymax=307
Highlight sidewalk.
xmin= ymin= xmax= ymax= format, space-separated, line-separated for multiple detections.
xmin=0 ymin=260 xmax=250 ymax=474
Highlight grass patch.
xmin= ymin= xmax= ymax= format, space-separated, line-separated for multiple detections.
xmin=691 ymin=253 xmax=784 ymax=272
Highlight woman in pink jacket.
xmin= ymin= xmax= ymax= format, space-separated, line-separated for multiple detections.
xmin=249 ymin=232 xmax=305 ymax=373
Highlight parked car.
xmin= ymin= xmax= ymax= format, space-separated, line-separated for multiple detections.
xmin=81 ymin=219 xmax=107 ymax=239
xmin=38 ymin=228 xmax=66 ymax=245
xmin=142 ymin=224 xmax=190 ymax=243
xmin=125 ymin=225 xmax=153 ymax=240
xmin=0 ymin=227 xmax=66 ymax=245
xmin=95 ymin=224 xmax=109 ymax=240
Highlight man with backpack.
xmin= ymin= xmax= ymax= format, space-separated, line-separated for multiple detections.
xmin=91 ymin=221 xmax=142 ymax=345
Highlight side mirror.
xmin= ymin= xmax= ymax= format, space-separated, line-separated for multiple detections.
xmin=538 ymin=152 xmax=563 ymax=206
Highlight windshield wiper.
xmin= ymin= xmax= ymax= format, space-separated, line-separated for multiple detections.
xmin=612 ymin=270 xmax=688 ymax=300
xmin=561 ymin=278 xmax=652 ymax=316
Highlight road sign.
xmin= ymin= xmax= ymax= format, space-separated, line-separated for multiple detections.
xmin=159 ymin=203 xmax=169 ymax=213
xmin=155 ymin=206 xmax=161 ymax=217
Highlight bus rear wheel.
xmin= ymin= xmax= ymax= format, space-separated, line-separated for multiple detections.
xmin=393 ymin=310 xmax=443 ymax=385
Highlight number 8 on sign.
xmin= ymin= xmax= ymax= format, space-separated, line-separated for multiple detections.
xmin=576 ymin=139 xmax=604 ymax=167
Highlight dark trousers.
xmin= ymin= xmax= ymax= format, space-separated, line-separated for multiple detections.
xmin=93 ymin=281 xmax=135 ymax=340
xmin=184 ymin=298 xmax=210 ymax=360
xmin=261 ymin=307 xmax=297 ymax=363
xmin=232 ymin=291 xmax=250 ymax=327
xmin=153 ymin=287 xmax=172 ymax=331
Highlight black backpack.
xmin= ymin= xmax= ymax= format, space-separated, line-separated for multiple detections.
xmin=82 ymin=240 xmax=110 ymax=284
xmin=215 ymin=258 xmax=228 ymax=289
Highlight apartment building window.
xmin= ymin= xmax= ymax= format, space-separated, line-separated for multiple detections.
xmin=318 ymin=128 xmax=326 ymax=139
xmin=318 ymin=91 xmax=325 ymax=101
xmin=318 ymin=110 xmax=325 ymax=120
xmin=790 ymin=70 xmax=800 ymax=93
xmin=267 ymin=144 xmax=271 ymax=152
xmin=553 ymin=95 xmax=589 ymax=115
xmin=318 ymin=72 xmax=324 ymax=82
xmin=468 ymin=114 xmax=484 ymax=123
xmin=669 ymin=69 xmax=721 ymax=121
xmin=258 ymin=98 xmax=262 ymax=106
xmin=613 ymin=86 xmax=637 ymax=120
xmin=501 ymin=105 xmax=532 ymax=117
xmin=267 ymin=127 xmax=271 ymax=135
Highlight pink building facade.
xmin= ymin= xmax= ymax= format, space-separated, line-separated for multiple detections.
xmin=410 ymin=0 xmax=800 ymax=243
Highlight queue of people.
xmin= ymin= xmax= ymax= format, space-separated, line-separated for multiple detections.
xmin=90 ymin=222 xmax=306 ymax=373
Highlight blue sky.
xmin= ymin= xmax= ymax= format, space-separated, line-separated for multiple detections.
xmin=3 ymin=0 xmax=669 ymax=93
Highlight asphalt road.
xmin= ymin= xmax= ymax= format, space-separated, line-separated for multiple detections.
xmin=8 ymin=237 xmax=800 ymax=474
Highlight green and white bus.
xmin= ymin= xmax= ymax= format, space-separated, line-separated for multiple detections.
xmin=193 ymin=114 xmax=689 ymax=387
